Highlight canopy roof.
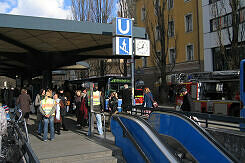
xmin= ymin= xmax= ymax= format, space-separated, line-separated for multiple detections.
xmin=0 ymin=14 xmax=145 ymax=78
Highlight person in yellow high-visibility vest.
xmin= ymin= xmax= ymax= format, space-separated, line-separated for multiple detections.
xmin=88 ymin=86 xmax=103 ymax=136
xmin=40 ymin=90 xmax=55 ymax=141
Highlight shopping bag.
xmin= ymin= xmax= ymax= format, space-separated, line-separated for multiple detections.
xmin=153 ymin=101 xmax=158 ymax=108
xmin=30 ymin=103 xmax=35 ymax=114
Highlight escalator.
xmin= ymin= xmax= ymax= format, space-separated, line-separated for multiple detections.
xmin=111 ymin=114 xmax=182 ymax=163
xmin=148 ymin=111 xmax=239 ymax=163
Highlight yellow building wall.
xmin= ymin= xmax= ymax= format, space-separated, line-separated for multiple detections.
xmin=135 ymin=0 xmax=204 ymax=70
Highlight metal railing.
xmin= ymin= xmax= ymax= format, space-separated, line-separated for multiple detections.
xmin=112 ymin=115 xmax=150 ymax=162
xmin=7 ymin=109 xmax=39 ymax=163
xmin=130 ymin=106 xmax=245 ymax=131
xmin=14 ymin=123 xmax=40 ymax=163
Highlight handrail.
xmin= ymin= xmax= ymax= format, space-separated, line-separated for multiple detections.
xmin=150 ymin=110 xmax=239 ymax=163
xmin=159 ymin=108 xmax=245 ymax=130
xmin=14 ymin=123 xmax=40 ymax=163
xmin=112 ymin=116 xmax=150 ymax=163
xmin=132 ymin=106 xmax=245 ymax=130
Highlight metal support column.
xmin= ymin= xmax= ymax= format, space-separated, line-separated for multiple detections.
xmin=131 ymin=40 xmax=135 ymax=107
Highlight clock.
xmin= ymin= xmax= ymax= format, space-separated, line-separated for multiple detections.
xmin=135 ymin=39 xmax=150 ymax=56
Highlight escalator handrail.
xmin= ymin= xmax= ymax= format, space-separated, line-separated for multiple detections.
xmin=151 ymin=110 xmax=239 ymax=163
xmin=113 ymin=114 xmax=180 ymax=163
xmin=113 ymin=116 xmax=150 ymax=163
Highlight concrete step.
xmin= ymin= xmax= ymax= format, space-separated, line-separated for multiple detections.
xmin=40 ymin=150 xmax=117 ymax=163
xmin=73 ymin=156 xmax=117 ymax=163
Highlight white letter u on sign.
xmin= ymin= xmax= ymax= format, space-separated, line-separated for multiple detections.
xmin=118 ymin=19 xmax=130 ymax=35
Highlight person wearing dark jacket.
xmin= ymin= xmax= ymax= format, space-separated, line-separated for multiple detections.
xmin=180 ymin=88 xmax=193 ymax=112
xmin=122 ymin=84 xmax=132 ymax=112
xmin=17 ymin=89 xmax=32 ymax=123
xmin=35 ymin=89 xmax=45 ymax=135
xmin=80 ymin=88 xmax=89 ymax=127
xmin=108 ymin=92 xmax=118 ymax=114
xmin=142 ymin=87 xmax=154 ymax=108
xmin=74 ymin=90 xmax=82 ymax=126
xmin=108 ymin=92 xmax=118 ymax=131
xmin=58 ymin=89 xmax=68 ymax=131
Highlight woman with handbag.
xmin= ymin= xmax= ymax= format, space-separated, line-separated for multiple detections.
xmin=142 ymin=88 xmax=157 ymax=116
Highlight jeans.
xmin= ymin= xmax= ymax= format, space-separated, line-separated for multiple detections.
xmin=88 ymin=112 xmax=103 ymax=136
xmin=43 ymin=116 xmax=54 ymax=140
xmin=38 ymin=120 xmax=43 ymax=134
xmin=0 ymin=136 xmax=2 ymax=155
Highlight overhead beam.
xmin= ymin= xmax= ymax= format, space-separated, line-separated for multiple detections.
xmin=0 ymin=33 xmax=42 ymax=55
xmin=51 ymin=43 xmax=112 ymax=56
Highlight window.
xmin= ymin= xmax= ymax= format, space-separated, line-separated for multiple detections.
xmin=169 ymin=48 xmax=176 ymax=64
xmin=186 ymin=44 xmax=194 ymax=61
xmin=142 ymin=57 xmax=147 ymax=67
xmin=209 ymin=0 xmax=220 ymax=4
xmin=240 ymin=8 xmax=245 ymax=23
xmin=141 ymin=7 xmax=146 ymax=21
xmin=168 ymin=21 xmax=174 ymax=37
xmin=168 ymin=0 xmax=174 ymax=9
xmin=155 ymin=25 xmax=161 ymax=40
xmin=185 ymin=14 xmax=193 ymax=32
xmin=210 ymin=14 xmax=232 ymax=32
xmin=184 ymin=0 xmax=191 ymax=2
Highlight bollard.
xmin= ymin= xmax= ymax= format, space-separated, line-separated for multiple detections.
xmin=88 ymin=112 xmax=92 ymax=136
xmin=103 ymin=113 xmax=106 ymax=140
xmin=240 ymin=108 xmax=245 ymax=131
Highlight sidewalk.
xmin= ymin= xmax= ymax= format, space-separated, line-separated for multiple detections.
xmin=27 ymin=114 xmax=122 ymax=163
xmin=158 ymin=105 xmax=175 ymax=109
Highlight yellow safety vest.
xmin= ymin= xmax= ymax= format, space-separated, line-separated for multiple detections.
xmin=93 ymin=91 xmax=100 ymax=106
xmin=41 ymin=98 xmax=55 ymax=116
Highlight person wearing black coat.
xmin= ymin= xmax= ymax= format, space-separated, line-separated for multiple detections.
xmin=121 ymin=84 xmax=132 ymax=112
xmin=108 ymin=92 xmax=118 ymax=131
xmin=108 ymin=92 xmax=118 ymax=114
xmin=58 ymin=89 xmax=68 ymax=131
xmin=180 ymin=88 xmax=193 ymax=112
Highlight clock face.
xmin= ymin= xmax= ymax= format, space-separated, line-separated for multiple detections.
xmin=135 ymin=39 xmax=150 ymax=56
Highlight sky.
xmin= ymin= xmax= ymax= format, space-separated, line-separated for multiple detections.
xmin=0 ymin=0 xmax=72 ymax=19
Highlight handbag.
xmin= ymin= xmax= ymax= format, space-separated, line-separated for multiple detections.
xmin=30 ymin=102 xmax=35 ymax=114
xmin=153 ymin=101 xmax=158 ymax=108
xmin=147 ymin=93 xmax=158 ymax=108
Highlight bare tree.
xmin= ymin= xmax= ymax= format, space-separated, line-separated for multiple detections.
xmin=117 ymin=0 xmax=136 ymax=19
xmin=71 ymin=0 xmax=117 ymax=77
xmin=211 ymin=0 xmax=245 ymax=70
xmin=143 ymin=0 xmax=172 ymax=103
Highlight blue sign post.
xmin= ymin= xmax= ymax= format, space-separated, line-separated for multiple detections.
xmin=113 ymin=17 xmax=134 ymax=106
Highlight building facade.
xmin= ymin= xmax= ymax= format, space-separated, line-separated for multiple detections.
xmin=135 ymin=0 xmax=204 ymax=94
xmin=202 ymin=0 xmax=245 ymax=72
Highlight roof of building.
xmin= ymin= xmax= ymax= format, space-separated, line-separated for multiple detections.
xmin=0 ymin=14 xmax=145 ymax=78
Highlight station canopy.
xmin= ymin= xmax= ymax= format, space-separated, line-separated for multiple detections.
xmin=0 ymin=14 xmax=145 ymax=78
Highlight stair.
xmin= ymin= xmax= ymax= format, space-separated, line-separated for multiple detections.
xmin=40 ymin=150 xmax=117 ymax=163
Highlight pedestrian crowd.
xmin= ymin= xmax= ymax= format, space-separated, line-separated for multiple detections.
xmin=0 ymin=83 xmax=164 ymax=142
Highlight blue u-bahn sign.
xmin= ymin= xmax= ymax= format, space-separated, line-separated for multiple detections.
xmin=114 ymin=17 xmax=132 ymax=36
